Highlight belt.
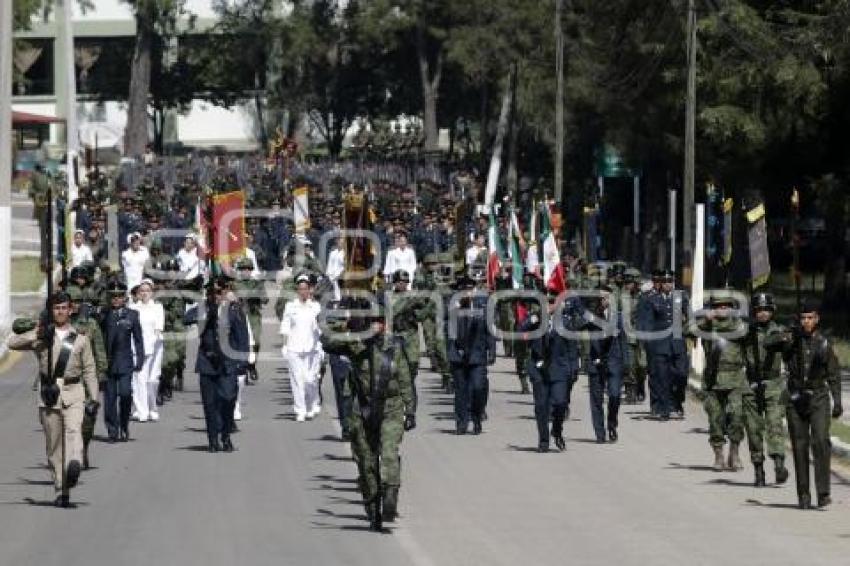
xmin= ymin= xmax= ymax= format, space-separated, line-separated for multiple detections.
xmin=56 ymin=377 xmax=81 ymax=386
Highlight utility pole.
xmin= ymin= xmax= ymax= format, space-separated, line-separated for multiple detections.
xmin=683 ymin=0 xmax=697 ymax=279
xmin=0 ymin=0 xmax=12 ymax=334
xmin=554 ymin=0 xmax=565 ymax=203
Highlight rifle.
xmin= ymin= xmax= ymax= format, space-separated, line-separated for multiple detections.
xmin=789 ymin=188 xmax=808 ymax=410
xmin=365 ymin=341 xmax=383 ymax=531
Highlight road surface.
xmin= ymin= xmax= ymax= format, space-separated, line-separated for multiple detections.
xmin=0 ymin=317 xmax=849 ymax=566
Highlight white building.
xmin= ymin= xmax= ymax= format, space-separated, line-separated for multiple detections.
xmin=12 ymin=0 xmax=267 ymax=158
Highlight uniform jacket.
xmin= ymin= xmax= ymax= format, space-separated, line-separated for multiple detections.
xmin=8 ymin=326 xmax=98 ymax=408
xmin=520 ymin=298 xmax=583 ymax=382
xmin=646 ymin=290 xmax=689 ymax=356
xmin=447 ymin=302 xmax=496 ymax=365
xmin=101 ymin=306 xmax=145 ymax=375
xmin=585 ymin=307 xmax=629 ymax=376
xmin=195 ymin=300 xmax=251 ymax=377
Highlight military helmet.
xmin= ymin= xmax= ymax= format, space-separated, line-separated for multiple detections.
xmin=624 ymin=267 xmax=641 ymax=282
xmin=710 ymin=288 xmax=738 ymax=308
xmin=69 ymin=266 xmax=87 ymax=282
xmin=12 ymin=317 xmax=37 ymax=334
xmin=608 ymin=263 xmax=626 ymax=279
xmin=751 ymin=292 xmax=775 ymax=311
xmin=236 ymin=257 xmax=254 ymax=271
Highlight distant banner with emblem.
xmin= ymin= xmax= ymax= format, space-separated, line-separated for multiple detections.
xmin=206 ymin=191 xmax=245 ymax=262
xmin=293 ymin=186 xmax=310 ymax=234
xmin=747 ymin=203 xmax=770 ymax=289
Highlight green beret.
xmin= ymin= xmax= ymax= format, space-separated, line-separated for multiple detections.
xmin=12 ymin=317 xmax=37 ymax=334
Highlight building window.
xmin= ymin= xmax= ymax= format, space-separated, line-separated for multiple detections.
xmin=13 ymin=38 xmax=54 ymax=96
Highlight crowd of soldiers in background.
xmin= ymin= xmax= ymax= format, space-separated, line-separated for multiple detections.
xmin=11 ymin=157 xmax=843 ymax=522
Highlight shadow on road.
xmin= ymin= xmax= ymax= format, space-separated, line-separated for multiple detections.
xmin=666 ymin=462 xmax=721 ymax=472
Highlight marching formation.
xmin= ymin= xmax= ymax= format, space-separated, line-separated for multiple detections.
xmin=7 ymin=159 xmax=844 ymax=532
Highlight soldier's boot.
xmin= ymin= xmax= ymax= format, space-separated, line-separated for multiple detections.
xmin=519 ymin=376 xmax=530 ymax=395
xmin=798 ymin=493 xmax=812 ymax=510
xmin=441 ymin=375 xmax=449 ymax=390
xmin=727 ymin=442 xmax=743 ymax=471
xmin=368 ymin=499 xmax=383 ymax=532
xmin=712 ymin=445 xmax=725 ymax=471
xmin=174 ymin=374 xmax=184 ymax=392
xmin=772 ymin=455 xmax=789 ymax=484
xmin=753 ymin=462 xmax=766 ymax=487
xmin=383 ymin=486 xmax=399 ymax=522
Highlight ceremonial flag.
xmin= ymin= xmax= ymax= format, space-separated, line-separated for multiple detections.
xmin=206 ymin=191 xmax=246 ymax=262
xmin=541 ymin=202 xmax=566 ymax=292
xmin=293 ymin=185 xmax=310 ymax=234
xmin=508 ymin=207 xmax=524 ymax=289
xmin=747 ymin=203 xmax=771 ymax=288
xmin=487 ymin=212 xmax=506 ymax=289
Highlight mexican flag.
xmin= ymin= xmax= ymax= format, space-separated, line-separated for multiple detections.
xmin=508 ymin=207 xmax=524 ymax=289
xmin=486 ymin=212 xmax=506 ymax=289
xmin=541 ymin=202 xmax=566 ymax=292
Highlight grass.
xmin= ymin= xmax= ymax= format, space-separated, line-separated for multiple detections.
xmin=11 ymin=257 xmax=44 ymax=293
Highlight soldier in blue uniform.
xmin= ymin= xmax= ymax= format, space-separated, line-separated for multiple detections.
xmin=447 ymin=275 xmax=496 ymax=435
xmin=520 ymin=289 xmax=583 ymax=452
xmin=585 ymin=284 xmax=629 ymax=442
xmin=194 ymin=277 xmax=251 ymax=453
xmin=646 ymin=269 xmax=689 ymax=420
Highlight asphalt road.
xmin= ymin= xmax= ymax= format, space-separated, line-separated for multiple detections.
xmin=1 ymin=318 xmax=849 ymax=566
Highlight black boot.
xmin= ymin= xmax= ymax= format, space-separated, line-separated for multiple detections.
xmin=519 ymin=376 xmax=530 ymax=395
xmin=472 ymin=419 xmax=482 ymax=435
xmin=754 ymin=462 xmax=766 ymax=487
xmin=383 ymin=486 xmax=399 ymax=522
xmin=798 ymin=493 xmax=812 ymax=510
xmin=368 ymin=500 xmax=383 ymax=532
xmin=208 ymin=438 xmax=221 ymax=453
xmin=773 ymin=455 xmax=789 ymax=484
xmin=537 ymin=442 xmax=549 ymax=453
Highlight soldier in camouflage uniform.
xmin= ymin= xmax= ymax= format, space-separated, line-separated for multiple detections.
xmin=622 ymin=268 xmax=648 ymax=404
xmin=699 ymin=292 xmax=747 ymax=471
xmin=745 ymin=292 xmax=790 ymax=486
xmin=387 ymin=269 xmax=433 ymax=415
xmin=415 ymin=254 xmax=452 ymax=392
xmin=155 ymin=259 xmax=186 ymax=401
xmin=320 ymin=304 xmax=416 ymax=531
xmin=235 ymin=258 xmax=268 ymax=383
xmin=67 ymin=286 xmax=107 ymax=470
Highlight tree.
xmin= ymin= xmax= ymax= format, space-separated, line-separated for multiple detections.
xmin=122 ymin=0 xmax=191 ymax=159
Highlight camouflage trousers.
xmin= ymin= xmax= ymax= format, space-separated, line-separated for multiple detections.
xmin=623 ymin=343 xmax=647 ymax=391
xmin=741 ymin=381 xmax=787 ymax=463
xmin=703 ymin=387 xmax=744 ymax=447
xmin=348 ymin=398 xmax=405 ymax=503
xmin=422 ymin=318 xmax=449 ymax=381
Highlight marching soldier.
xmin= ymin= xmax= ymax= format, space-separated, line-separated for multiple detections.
xmin=320 ymin=302 xmax=416 ymax=530
xmin=585 ymin=284 xmax=628 ymax=444
xmin=235 ymin=257 xmax=268 ymax=384
xmin=784 ymin=300 xmax=842 ymax=509
xmin=748 ymin=292 xmax=790 ymax=485
xmin=699 ymin=291 xmax=748 ymax=471
xmin=66 ymin=286 xmax=107 ymax=469
xmin=155 ymin=258 xmax=186 ymax=401
xmin=646 ymin=269 xmax=689 ymax=420
xmin=448 ymin=275 xmax=496 ymax=435
xmin=101 ymin=281 xmax=145 ymax=442
xmin=521 ymin=289 xmax=583 ymax=452
xmin=415 ymin=254 xmax=452 ymax=393
xmin=195 ymin=277 xmax=251 ymax=452
xmin=8 ymin=292 xmax=99 ymax=507
xmin=622 ymin=268 xmax=648 ymax=404
xmin=387 ymin=269 xmax=433 ymax=415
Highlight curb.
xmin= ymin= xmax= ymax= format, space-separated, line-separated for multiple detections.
xmin=687 ymin=377 xmax=850 ymax=463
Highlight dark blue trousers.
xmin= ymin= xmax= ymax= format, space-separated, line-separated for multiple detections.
xmin=650 ymin=353 xmax=671 ymax=417
xmin=328 ymin=354 xmax=352 ymax=432
xmin=532 ymin=378 xmax=568 ymax=445
xmin=200 ymin=372 xmax=238 ymax=443
xmin=452 ymin=363 xmax=488 ymax=429
xmin=588 ymin=364 xmax=623 ymax=440
xmin=104 ymin=372 xmax=132 ymax=439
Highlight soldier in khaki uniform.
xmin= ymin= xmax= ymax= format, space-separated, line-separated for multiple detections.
xmin=8 ymin=292 xmax=98 ymax=507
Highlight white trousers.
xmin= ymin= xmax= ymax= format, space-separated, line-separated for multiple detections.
xmin=286 ymin=350 xmax=321 ymax=417
xmin=133 ymin=342 xmax=163 ymax=420
xmin=235 ymin=374 xmax=246 ymax=419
